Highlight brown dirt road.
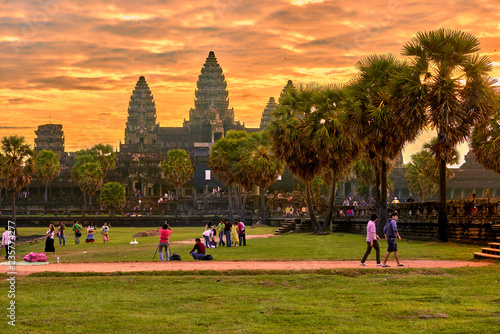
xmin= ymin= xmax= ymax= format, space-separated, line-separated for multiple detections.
xmin=3 ymin=233 xmax=493 ymax=276
xmin=4 ymin=260 xmax=491 ymax=276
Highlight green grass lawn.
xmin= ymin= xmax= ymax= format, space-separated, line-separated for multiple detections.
xmin=11 ymin=226 xmax=484 ymax=263
xmin=1 ymin=266 xmax=499 ymax=333
xmin=2 ymin=226 xmax=499 ymax=333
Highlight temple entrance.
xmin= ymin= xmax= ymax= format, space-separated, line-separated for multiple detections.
xmin=213 ymin=132 xmax=223 ymax=142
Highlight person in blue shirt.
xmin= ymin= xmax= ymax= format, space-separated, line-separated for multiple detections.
xmin=382 ymin=212 xmax=403 ymax=267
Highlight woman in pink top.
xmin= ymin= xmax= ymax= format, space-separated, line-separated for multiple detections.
xmin=360 ymin=214 xmax=381 ymax=266
xmin=158 ymin=222 xmax=173 ymax=261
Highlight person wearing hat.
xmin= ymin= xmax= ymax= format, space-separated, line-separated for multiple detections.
xmin=382 ymin=212 xmax=403 ymax=267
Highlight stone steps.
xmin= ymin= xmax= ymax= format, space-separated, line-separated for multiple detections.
xmin=474 ymin=252 xmax=500 ymax=260
xmin=488 ymin=242 xmax=500 ymax=249
xmin=492 ymin=224 xmax=500 ymax=230
xmin=274 ymin=220 xmax=296 ymax=235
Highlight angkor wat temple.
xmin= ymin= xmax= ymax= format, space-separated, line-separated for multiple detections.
xmin=24 ymin=52 xmax=500 ymax=207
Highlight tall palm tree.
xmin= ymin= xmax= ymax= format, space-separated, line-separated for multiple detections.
xmin=90 ymin=144 xmax=116 ymax=177
xmin=0 ymin=154 xmax=6 ymax=210
xmin=402 ymin=28 xmax=498 ymax=241
xmin=209 ymin=132 xmax=244 ymax=224
xmin=78 ymin=161 xmax=104 ymax=209
xmin=470 ymin=105 xmax=500 ymax=173
xmin=268 ymin=84 xmax=323 ymax=232
xmin=161 ymin=149 xmax=194 ymax=200
xmin=240 ymin=132 xmax=284 ymax=226
xmin=35 ymin=150 xmax=60 ymax=210
xmin=309 ymin=84 xmax=361 ymax=232
xmin=71 ymin=154 xmax=94 ymax=210
xmin=0 ymin=135 xmax=35 ymax=225
xmin=346 ymin=54 xmax=426 ymax=233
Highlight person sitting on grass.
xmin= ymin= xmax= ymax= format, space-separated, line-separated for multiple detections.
xmin=190 ymin=238 xmax=206 ymax=260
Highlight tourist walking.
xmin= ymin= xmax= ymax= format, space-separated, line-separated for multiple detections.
xmin=189 ymin=238 xmax=206 ymax=260
xmin=237 ymin=219 xmax=246 ymax=246
xmin=217 ymin=220 xmax=226 ymax=247
xmin=360 ymin=214 xmax=381 ymax=266
xmin=101 ymin=222 xmax=110 ymax=244
xmin=85 ymin=222 xmax=96 ymax=243
xmin=57 ymin=222 xmax=66 ymax=246
xmin=72 ymin=221 xmax=82 ymax=245
xmin=382 ymin=212 xmax=403 ymax=267
xmin=158 ymin=222 xmax=173 ymax=261
xmin=2 ymin=226 xmax=16 ymax=260
xmin=45 ymin=224 xmax=56 ymax=254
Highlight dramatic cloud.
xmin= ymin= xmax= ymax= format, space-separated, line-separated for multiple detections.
xmin=0 ymin=0 xmax=499 ymax=163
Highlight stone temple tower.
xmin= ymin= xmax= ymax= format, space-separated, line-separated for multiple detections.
xmin=184 ymin=51 xmax=241 ymax=143
xmin=124 ymin=76 xmax=159 ymax=145
xmin=260 ymin=97 xmax=277 ymax=130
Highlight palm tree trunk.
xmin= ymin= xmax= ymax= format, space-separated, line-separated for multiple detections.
xmin=44 ymin=185 xmax=48 ymax=211
xmin=11 ymin=191 xmax=16 ymax=225
xmin=260 ymin=188 xmax=266 ymax=226
xmin=0 ymin=188 xmax=3 ymax=210
xmin=89 ymin=194 xmax=92 ymax=210
xmin=240 ymin=188 xmax=247 ymax=223
xmin=378 ymin=162 xmax=389 ymax=236
xmin=322 ymin=170 xmax=336 ymax=233
xmin=438 ymin=158 xmax=449 ymax=242
xmin=305 ymin=181 xmax=321 ymax=233
xmin=228 ymin=185 xmax=235 ymax=224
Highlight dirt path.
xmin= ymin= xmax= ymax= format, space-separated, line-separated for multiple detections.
xmin=4 ymin=260 xmax=491 ymax=276
xmin=2 ymin=233 xmax=493 ymax=276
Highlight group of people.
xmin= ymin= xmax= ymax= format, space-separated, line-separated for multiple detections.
xmin=43 ymin=221 xmax=111 ymax=254
xmin=360 ymin=211 xmax=403 ymax=267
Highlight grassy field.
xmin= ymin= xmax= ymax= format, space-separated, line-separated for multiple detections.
xmin=9 ymin=226 xmax=485 ymax=262
xmin=1 ymin=226 xmax=499 ymax=333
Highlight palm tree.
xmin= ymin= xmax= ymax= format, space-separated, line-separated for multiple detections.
xmin=268 ymin=84 xmax=323 ymax=232
xmin=90 ymin=144 xmax=116 ymax=177
xmin=78 ymin=162 xmax=104 ymax=209
xmin=240 ymin=132 xmax=284 ymax=226
xmin=470 ymin=105 xmax=500 ymax=173
xmin=308 ymin=84 xmax=361 ymax=232
xmin=0 ymin=135 xmax=35 ymax=225
xmin=406 ymin=139 xmax=458 ymax=201
xmin=34 ymin=150 xmax=60 ymax=210
xmin=402 ymin=28 xmax=498 ymax=241
xmin=72 ymin=154 xmax=103 ymax=210
xmin=346 ymin=54 xmax=426 ymax=233
xmin=209 ymin=131 xmax=251 ymax=223
xmin=161 ymin=149 xmax=194 ymax=200
xmin=0 ymin=154 xmax=6 ymax=210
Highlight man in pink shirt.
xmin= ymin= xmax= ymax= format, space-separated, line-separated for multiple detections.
xmin=2 ymin=226 xmax=16 ymax=260
xmin=158 ymin=222 xmax=173 ymax=261
xmin=360 ymin=214 xmax=382 ymax=266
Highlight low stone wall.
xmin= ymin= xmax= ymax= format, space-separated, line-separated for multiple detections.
xmin=330 ymin=198 xmax=500 ymax=244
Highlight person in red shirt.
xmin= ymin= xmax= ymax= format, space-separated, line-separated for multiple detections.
xmin=190 ymin=238 xmax=206 ymax=260
xmin=158 ymin=222 xmax=173 ymax=261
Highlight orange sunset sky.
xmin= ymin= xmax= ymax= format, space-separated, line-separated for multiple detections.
xmin=1 ymin=0 xmax=499 ymax=166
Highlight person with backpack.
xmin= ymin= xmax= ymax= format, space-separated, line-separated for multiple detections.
xmin=190 ymin=238 xmax=206 ymax=260
xmin=72 ymin=221 xmax=82 ymax=245
xmin=237 ymin=219 xmax=246 ymax=246
xmin=382 ymin=212 xmax=404 ymax=267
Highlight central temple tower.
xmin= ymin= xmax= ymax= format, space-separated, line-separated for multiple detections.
xmin=184 ymin=51 xmax=242 ymax=143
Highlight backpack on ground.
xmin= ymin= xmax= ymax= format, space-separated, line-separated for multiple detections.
xmin=169 ymin=253 xmax=181 ymax=261
xmin=201 ymin=254 xmax=213 ymax=261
